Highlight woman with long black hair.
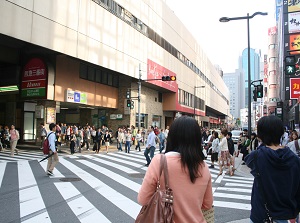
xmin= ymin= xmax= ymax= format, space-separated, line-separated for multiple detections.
xmin=138 ymin=116 xmax=213 ymax=222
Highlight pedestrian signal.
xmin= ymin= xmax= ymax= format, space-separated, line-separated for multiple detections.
xmin=126 ymin=90 xmax=131 ymax=99
xmin=285 ymin=56 xmax=296 ymax=75
xmin=256 ymin=85 xmax=263 ymax=98
xmin=253 ymin=88 xmax=257 ymax=102
xmin=131 ymin=100 xmax=134 ymax=109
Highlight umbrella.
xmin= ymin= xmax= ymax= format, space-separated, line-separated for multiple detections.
xmin=39 ymin=152 xmax=54 ymax=162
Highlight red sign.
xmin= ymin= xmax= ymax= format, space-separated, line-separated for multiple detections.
xmin=21 ymin=79 xmax=46 ymax=89
xmin=290 ymin=78 xmax=300 ymax=99
xmin=147 ymin=59 xmax=178 ymax=92
xmin=268 ymin=26 xmax=277 ymax=36
xmin=21 ymin=58 xmax=47 ymax=97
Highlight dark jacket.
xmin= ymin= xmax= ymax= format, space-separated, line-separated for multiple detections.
xmin=95 ymin=131 xmax=102 ymax=142
xmin=104 ymin=133 xmax=111 ymax=142
xmin=227 ymin=138 xmax=235 ymax=156
xmin=245 ymin=146 xmax=300 ymax=222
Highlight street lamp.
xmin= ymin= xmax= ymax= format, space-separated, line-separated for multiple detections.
xmin=194 ymin=86 xmax=205 ymax=118
xmin=219 ymin=12 xmax=267 ymax=136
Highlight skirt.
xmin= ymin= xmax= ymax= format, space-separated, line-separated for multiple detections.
xmin=219 ymin=150 xmax=231 ymax=166
xmin=105 ymin=142 xmax=110 ymax=147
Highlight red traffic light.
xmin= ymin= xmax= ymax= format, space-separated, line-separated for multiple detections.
xmin=162 ymin=76 xmax=176 ymax=81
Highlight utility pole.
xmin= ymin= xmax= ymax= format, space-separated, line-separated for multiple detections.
xmin=138 ymin=64 xmax=141 ymax=130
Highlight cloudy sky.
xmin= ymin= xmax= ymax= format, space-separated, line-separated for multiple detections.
xmin=165 ymin=0 xmax=276 ymax=73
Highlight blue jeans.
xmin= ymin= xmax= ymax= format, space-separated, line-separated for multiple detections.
xmin=144 ymin=146 xmax=155 ymax=164
xmin=125 ymin=141 xmax=131 ymax=153
xmin=118 ymin=141 xmax=123 ymax=151
xmin=135 ymin=140 xmax=141 ymax=151
xmin=159 ymin=139 xmax=165 ymax=153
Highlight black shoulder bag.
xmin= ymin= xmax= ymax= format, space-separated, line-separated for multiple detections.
xmin=254 ymin=151 xmax=273 ymax=223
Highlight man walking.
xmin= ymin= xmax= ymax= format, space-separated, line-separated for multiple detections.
xmin=46 ymin=123 xmax=59 ymax=176
xmin=144 ymin=126 xmax=156 ymax=166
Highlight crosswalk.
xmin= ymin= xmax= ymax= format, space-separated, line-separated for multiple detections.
xmin=0 ymin=149 xmax=55 ymax=162
xmin=0 ymin=149 xmax=253 ymax=222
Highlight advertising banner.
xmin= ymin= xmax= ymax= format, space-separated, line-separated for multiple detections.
xmin=290 ymin=78 xmax=300 ymax=99
xmin=21 ymin=58 xmax=47 ymax=98
xmin=65 ymin=90 xmax=87 ymax=104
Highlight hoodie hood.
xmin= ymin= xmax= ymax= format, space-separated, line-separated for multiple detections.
xmin=261 ymin=146 xmax=296 ymax=170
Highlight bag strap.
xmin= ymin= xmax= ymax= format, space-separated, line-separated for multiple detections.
xmin=294 ymin=140 xmax=300 ymax=152
xmin=158 ymin=154 xmax=170 ymax=190
xmin=46 ymin=132 xmax=54 ymax=140
xmin=254 ymin=151 xmax=273 ymax=222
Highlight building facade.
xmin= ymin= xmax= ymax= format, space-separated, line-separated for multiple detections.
xmin=0 ymin=0 xmax=229 ymax=142
xmin=223 ymin=69 xmax=244 ymax=119
xmin=240 ymin=48 xmax=261 ymax=108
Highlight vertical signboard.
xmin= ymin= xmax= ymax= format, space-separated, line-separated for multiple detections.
xmin=21 ymin=58 xmax=47 ymax=98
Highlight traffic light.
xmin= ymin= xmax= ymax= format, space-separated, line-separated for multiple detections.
xmin=285 ymin=56 xmax=296 ymax=75
xmin=126 ymin=90 xmax=131 ymax=99
xmin=256 ymin=84 xmax=263 ymax=98
xmin=253 ymin=87 xmax=257 ymax=102
xmin=131 ymin=100 xmax=134 ymax=109
xmin=126 ymin=99 xmax=131 ymax=107
xmin=162 ymin=76 xmax=176 ymax=81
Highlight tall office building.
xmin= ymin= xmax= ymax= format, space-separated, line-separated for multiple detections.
xmin=240 ymin=48 xmax=261 ymax=108
xmin=223 ymin=69 xmax=244 ymax=119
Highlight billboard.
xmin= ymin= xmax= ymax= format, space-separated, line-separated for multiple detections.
xmin=290 ymin=78 xmax=300 ymax=99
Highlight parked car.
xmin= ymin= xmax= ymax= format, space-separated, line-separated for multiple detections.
xmin=231 ymin=130 xmax=243 ymax=144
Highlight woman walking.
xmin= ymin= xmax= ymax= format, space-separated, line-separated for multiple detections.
xmin=218 ymin=129 xmax=232 ymax=176
xmin=103 ymin=130 xmax=111 ymax=154
xmin=135 ymin=130 xmax=142 ymax=151
xmin=209 ymin=131 xmax=219 ymax=169
xmin=9 ymin=125 xmax=19 ymax=156
xmin=124 ymin=130 xmax=132 ymax=153
xmin=137 ymin=116 xmax=213 ymax=222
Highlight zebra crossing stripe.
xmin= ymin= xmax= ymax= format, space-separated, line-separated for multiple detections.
xmin=222 ymin=178 xmax=254 ymax=184
xmin=78 ymin=159 xmax=141 ymax=192
xmin=59 ymin=158 xmax=141 ymax=219
xmin=225 ymin=183 xmax=253 ymax=188
xmin=82 ymin=155 xmax=140 ymax=174
xmin=54 ymin=182 xmax=110 ymax=223
xmin=214 ymin=192 xmax=251 ymax=200
xmin=94 ymin=154 xmax=147 ymax=170
xmin=217 ymin=187 xmax=252 ymax=193
xmin=213 ymin=200 xmax=251 ymax=210
xmin=0 ymin=163 xmax=6 ymax=188
xmin=18 ymin=161 xmax=51 ymax=222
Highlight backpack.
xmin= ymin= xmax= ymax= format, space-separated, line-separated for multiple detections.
xmin=43 ymin=132 xmax=54 ymax=155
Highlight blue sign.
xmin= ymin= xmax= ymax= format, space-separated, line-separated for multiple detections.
xmin=74 ymin=92 xmax=80 ymax=102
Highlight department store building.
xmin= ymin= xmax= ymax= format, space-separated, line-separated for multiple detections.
xmin=0 ymin=0 xmax=229 ymax=142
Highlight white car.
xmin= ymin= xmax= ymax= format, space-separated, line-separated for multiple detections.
xmin=231 ymin=130 xmax=243 ymax=144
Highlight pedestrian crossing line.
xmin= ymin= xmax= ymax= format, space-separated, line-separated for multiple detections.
xmin=78 ymin=160 xmax=141 ymax=193
xmin=82 ymin=155 xmax=140 ymax=174
xmin=54 ymin=182 xmax=110 ymax=223
xmin=215 ymin=172 xmax=225 ymax=183
xmin=217 ymin=187 xmax=252 ymax=193
xmin=214 ymin=192 xmax=251 ymax=200
xmin=225 ymin=183 xmax=253 ymax=188
xmin=109 ymin=152 xmax=149 ymax=163
xmin=59 ymin=158 xmax=141 ymax=219
xmin=0 ymin=162 xmax=6 ymax=188
xmin=224 ymin=175 xmax=253 ymax=182
xmin=213 ymin=200 xmax=251 ymax=210
xmin=39 ymin=159 xmax=64 ymax=178
xmin=18 ymin=161 xmax=51 ymax=222
xmin=94 ymin=154 xmax=147 ymax=171
xmin=222 ymin=178 xmax=254 ymax=184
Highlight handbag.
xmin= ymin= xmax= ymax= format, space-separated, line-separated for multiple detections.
xmin=202 ymin=207 xmax=215 ymax=223
xmin=135 ymin=155 xmax=174 ymax=223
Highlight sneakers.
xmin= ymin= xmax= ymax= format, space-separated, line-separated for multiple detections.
xmin=47 ymin=170 xmax=54 ymax=176
xmin=209 ymin=165 xmax=214 ymax=169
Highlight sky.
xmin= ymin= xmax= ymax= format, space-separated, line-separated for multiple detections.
xmin=165 ymin=0 xmax=276 ymax=73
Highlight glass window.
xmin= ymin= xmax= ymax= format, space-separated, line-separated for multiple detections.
xmin=158 ymin=92 xmax=162 ymax=102
xmin=95 ymin=69 xmax=101 ymax=83
xmin=88 ymin=66 xmax=95 ymax=81
xmin=112 ymin=74 xmax=119 ymax=87
xmin=152 ymin=115 xmax=161 ymax=128
xmin=107 ymin=73 xmax=113 ymax=86
xmin=79 ymin=64 xmax=88 ymax=79
xmin=101 ymin=72 xmax=108 ymax=84
xmin=136 ymin=113 xmax=148 ymax=128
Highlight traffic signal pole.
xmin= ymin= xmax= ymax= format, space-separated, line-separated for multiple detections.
xmin=138 ymin=64 xmax=141 ymax=130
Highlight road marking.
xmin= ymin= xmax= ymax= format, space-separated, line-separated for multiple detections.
xmin=0 ymin=162 xmax=6 ymax=188
xmin=54 ymin=182 xmax=110 ymax=223
xmin=214 ymin=192 xmax=251 ymax=200
xmin=59 ymin=158 xmax=141 ymax=219
xmin=18 ymin=161 xmax=51 ymax=222
xmin=213 ymin=200 xmax=251 ymax=210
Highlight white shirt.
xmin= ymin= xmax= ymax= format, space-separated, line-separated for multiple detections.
xmin=219 ymin=137 xmax=228 ymax=152
xmin=147 ymin=131 xmax=156 ymax=148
